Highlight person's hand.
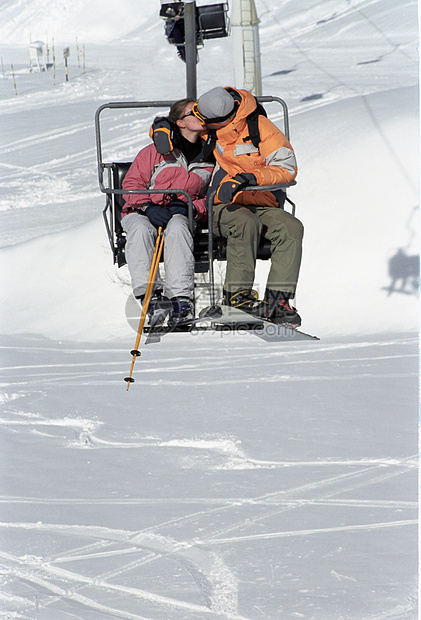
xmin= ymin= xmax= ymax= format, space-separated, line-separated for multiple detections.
xmin=166 ymin=201 xmax=188 ymax=217
xmin=216 ymin=173 xmax=257 ymax=203
xmin=152 ymin=117 xmax=173 ymax=155
xmin=144 ymin=204 xmax=172 ymax=227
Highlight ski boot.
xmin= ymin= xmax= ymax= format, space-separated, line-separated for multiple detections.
xmin=139 ymin=290 xmax=172 ymax=327
xmin=169 ymin=297 xmax=195 ymax=327
xmin=260 ymin=289 xmax=302 ymax=326
xmin=222 ymin=289 xmax=268 ymax=316
xmin=223 ymin=288 xmax=301 ymax=327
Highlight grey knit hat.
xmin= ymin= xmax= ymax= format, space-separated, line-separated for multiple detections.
xmin=195 ymin=87 xmax=235 ymax=123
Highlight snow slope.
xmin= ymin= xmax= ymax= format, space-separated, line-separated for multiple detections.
xmin=0 ymin=0 xmax=419 ymax=618
xmin=1 ymin=334 xmax=418 ymax=619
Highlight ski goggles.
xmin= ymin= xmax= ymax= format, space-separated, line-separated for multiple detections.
xmin=191 ymin=100 xmax=238 ymax=126
xmin=179 ymin=110 xmax=195 ymax=120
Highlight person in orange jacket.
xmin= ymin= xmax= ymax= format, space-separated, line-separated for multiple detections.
xmin=192 ymin=86 xmax=304 ymax=326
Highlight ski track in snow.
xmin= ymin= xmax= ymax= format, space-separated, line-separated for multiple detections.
xmin=0 ymin=338 xmax=417 ymax=618
xmin=0 ymin=528 xmax=244 ymax=619
xmin=0 ymin=337 xmax=417 ymax=388
xmin=0 ymin=457 xmax=417 ymax=619
xmin=0 ymin=449 xmax=417 ymax=620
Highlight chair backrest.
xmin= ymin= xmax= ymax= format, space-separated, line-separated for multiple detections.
xmin=196 ymin=4 xmax=229 ymax=39
xmin=105 ymin=161 xmax=292 ymax=271
xmin=106 ymin=161 xmax=211 ymax=273
xmin=111 ymin=162 xmax=132 ymax=234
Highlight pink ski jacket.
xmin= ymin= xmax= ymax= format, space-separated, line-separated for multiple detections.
xmin=122 ymin=141 xmax=213 ymax=222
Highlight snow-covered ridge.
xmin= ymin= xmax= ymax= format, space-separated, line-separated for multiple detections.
xmin=0 ymin=0 xmax=158 ymax=44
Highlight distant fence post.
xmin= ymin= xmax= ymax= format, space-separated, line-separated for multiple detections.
xmin=63 ymin=46 xmax=70 ymax=81
xmin=53 ymin=37 xmax=56 ymax=85
xmin=11 ymin=64 xmax=17 ymax=95
xmin=76 ymin=37 xmax=80 ymax=68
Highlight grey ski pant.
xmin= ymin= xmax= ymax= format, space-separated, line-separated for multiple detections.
xmin=122 ymin=213 xmax=195 ymax=299
xmin=213 ymin=203 xmax=304 ymax=295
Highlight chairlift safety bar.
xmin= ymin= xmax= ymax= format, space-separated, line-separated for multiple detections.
xmin=95 ymin=96 xmax=291 ymax=184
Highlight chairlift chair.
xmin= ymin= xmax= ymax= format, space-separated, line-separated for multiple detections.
xmin=160 ymin=2 xmax=229 ymax=47
xmin=95 ymin=97 xmax=296 ymax=306
xmin=196 ymin=3 xmax=229 ymax=41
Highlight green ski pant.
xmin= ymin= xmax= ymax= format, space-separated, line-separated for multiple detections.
xmin=213 ymin=203 xmax=304 ymax=295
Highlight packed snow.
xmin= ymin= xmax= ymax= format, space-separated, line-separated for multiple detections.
xmin=0 ymin=0 xmax=419 ymax=618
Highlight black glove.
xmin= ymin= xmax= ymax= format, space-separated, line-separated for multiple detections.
xmin=152 ymin=117 xmax=174 ymax=155
xmin=166 ymin=200 xmax=188 ymax=217
xmin=170 ymin=201 xmax=199 ymax=220
xmin=144 ymin=204 xmax=172 ymax=228
xmin=216 ymin=173 xmax=257 ymax=204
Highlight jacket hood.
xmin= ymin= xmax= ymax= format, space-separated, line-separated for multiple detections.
xmin=214 ymin=87 xmax=258 ymax=144
xmin=225 ymin=87 xmax=258 ymax=120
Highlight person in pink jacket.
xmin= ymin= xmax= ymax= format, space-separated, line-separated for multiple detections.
xmin=122 ymin=98 xmax=214 ymax=326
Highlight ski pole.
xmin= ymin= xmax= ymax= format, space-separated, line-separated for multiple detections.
xmin=124 ymin=227 xmax=165 ymax=389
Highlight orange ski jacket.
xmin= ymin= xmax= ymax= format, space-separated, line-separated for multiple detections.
xmin=207 ymin=87 xmax=298 ymax=207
